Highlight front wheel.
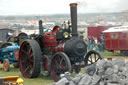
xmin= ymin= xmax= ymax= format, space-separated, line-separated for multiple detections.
xmin=3 ymin=59 xmax=10 ymax=72
xmin=85 ymin=50 xmax=104 ymax=66
xmin=50 ymin=52 xmax=72 ymax=81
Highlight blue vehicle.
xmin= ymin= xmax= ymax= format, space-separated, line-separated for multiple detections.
xmin=0 ymin=42 xmax=20 ymax=72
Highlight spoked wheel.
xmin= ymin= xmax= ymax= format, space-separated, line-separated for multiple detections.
xmin=85 ymin=50 xmax=104 ymax=66
xmin=41 ymin=55 xmax=51 ymax=77
xmin=50 ymin=52 xmax=72 ymax=82
xmin=19 ymin=40 xmax=41 ymax=78
xmin=3 ymin=59 xmax=10 ymax=72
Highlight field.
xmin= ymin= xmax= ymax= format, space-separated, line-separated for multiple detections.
xmin=0 ymin=51 xmax=128 ymax=85
xmin=0 ymin=65 xmax=53 ymax=85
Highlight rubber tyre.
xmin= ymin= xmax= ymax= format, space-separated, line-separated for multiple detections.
xmin=3 ymin=59 xmax=10 ymax=72
xmin=50 ymin=52 xmax=72 ymax=82
xmin=19 ymin=40 xmax=42 ymax=78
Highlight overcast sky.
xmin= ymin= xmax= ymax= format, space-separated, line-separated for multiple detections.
xmin=0 ymin=0 xmax=128 ymax=15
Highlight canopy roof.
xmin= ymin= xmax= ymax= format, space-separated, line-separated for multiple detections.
xmin=103 ymin=26 xmax=128 ymax=33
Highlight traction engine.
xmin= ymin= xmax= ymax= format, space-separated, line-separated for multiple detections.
xmin=19 ymin=3 xmax=103 ymax=81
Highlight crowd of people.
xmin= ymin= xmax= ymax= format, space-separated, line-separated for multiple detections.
xmin=87 ymin=36 xmax=105 ymax=51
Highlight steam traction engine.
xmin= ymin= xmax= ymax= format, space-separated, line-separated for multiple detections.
xmin=19 ymin=3 xmax=103 ymax=81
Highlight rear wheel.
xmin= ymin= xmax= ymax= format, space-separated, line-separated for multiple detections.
xmin=50 ymin=52 xmax=72 ymax=81
xmin=19 ymin=40 xmax=41 ymax=78
xmin=3 ymin=59 xmax=10 ymax=72
xmin=85 ymin=50 xmax=104 ymax=66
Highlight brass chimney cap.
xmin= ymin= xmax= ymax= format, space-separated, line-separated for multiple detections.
xmin=70 ymin=3 xmax=77 ymax=7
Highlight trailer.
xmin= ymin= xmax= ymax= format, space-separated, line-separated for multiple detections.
xmin=103 ymin=26 xmax=128 ymax=55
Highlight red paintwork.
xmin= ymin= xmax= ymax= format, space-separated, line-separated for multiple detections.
xmin=55 ymin=42 xmax=64 ymax=52
xmin=88 ymin=26 xmax=111 ymax=41
xmin=52 ymin=26 xmax=59 ymax=34
xmin=104 ymin=32 xmax=128 ymax=50
xmin=42 ymin=26 xmax=64 ymax=53
xmin=42 ymin=56 xmax=48 ymax=70
xmin=14 ymin=49 xmax=19 ymax=58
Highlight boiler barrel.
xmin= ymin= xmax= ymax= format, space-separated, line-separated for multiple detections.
xmin=64 ymin=37 xmax=87 ymax=57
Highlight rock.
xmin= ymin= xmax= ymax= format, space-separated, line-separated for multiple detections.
xmin=107 ymin=74 xmax=120 ymax=83
xmin=65 ymin=72 xmax=73 ymax=81
xmin=113 ymin=65 xmax=118 ymax=74
xmin=105 ymin=68 xmax=114 ymax=76
xmin=55 ymin=78 xmax=69 ymax=85
xmin=99 ymin=81 xmax=105 ymax=85
xmin=68 ymin=81 xmax=76 ymax=85
xmin=60 ymin=74 xmax=65 ymax=79
xmin=52 ymin=58 xmax=128 ymax=85
xmin=85 ymin=63 xmax=96 ymax=76
xmin=91 ymin=74 xmax=101 ymax=85
xmin=96 ymin=60 xmax=106 ymax=76
xmin=125 ymin=62 xmax=128 ymax=67
xmin=104 ymin=60 xmax=113 ymax=70
xmin=112 ymin=58 xmax=125 ymax=67
xmin=78 ymin=74 xmax=92 ymax=85
xmin=120 ymin=79 xmax=128 ymax=85
xmin=107 ymin=83 xmax=120 ymax=85
xmin=72 ymin=76 xmax=81 ymax=84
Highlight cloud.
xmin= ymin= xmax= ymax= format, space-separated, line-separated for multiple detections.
xmin=0 ymin=0 xmax=128 ymax=15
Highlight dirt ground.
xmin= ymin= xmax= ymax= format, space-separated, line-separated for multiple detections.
xmin=105 ymin=57 xmax=128 ymax=62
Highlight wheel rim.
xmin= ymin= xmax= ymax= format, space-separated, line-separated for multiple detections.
xmin=19 ymin=41 xmax=34 ymax=78
xmin=85 ymin=50 xmax=103 ymax=66
xmin=3 ymin=59 xmax=9 ymax=72
xmin=4 ymin=61 xmax=7 ymax=71
xmin=87 ymin=53 xmax=99 ymax=65
xmin=51 ymin=52 xmax=71 ymax=81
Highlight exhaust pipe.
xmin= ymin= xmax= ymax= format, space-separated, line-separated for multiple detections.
xmin=39 ymin=20 xmax=43 ymax=35
xmin=70 ymin=3 xmax=78 ymax=37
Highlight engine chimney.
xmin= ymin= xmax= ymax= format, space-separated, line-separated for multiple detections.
xmin=39 ymin=20 xmax=43 ymax=35
xmin=70 ymin=3 xmax=78 ymax=37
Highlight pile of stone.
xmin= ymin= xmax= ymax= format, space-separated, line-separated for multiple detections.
xmin=51 ymin=58 xmax=128 ymax=85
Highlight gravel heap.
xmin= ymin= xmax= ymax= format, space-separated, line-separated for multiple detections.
xmin=51 ymin=58 xmax=128 ymax=85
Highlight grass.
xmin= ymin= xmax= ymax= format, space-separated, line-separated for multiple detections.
xmin=0 ymin=65 xmax=53 ymax=85
xmin=0 ymin=50 xmax=128 ymax=85
xmin=101 ymin=50 xmax=128 ymax=59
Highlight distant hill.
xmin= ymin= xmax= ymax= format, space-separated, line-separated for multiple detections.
xmin=0 ymin=12 xmax=121 ymax=20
